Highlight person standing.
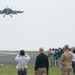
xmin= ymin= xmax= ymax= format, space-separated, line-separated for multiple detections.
xmin=55 ymin=48 xmax=63 ymax=67
xmin=72 ymin=48 xmax=75 ymax=75
xmin=15 ymin=50 xmax=30 ymax=75
xmin=34 ymin=47 xmax=49 ymax=75
xmin=60 ymin=45 xmax=73 ymax=75
xmin=47 ymin=48 xmax=54 ymax=67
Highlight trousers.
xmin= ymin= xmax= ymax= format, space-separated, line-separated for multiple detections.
xmin=61 ymin=65 xmax=72 ymax=75
xmin=72 ymin=61 xmax=75 ymax=74
xmin=18 ymin=68 xmax=27 ymax=75
xmin=36 ymin=68 xmax=47 ymax=75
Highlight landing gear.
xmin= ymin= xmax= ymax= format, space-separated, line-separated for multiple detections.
xmin=10 ymin=15 xmax=12 ymax=17
xmin=3 ymin=15 xmax=5 ymax=17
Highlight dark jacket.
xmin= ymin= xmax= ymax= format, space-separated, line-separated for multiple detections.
xmin=35 ymin=53 xmax=49 ymax=74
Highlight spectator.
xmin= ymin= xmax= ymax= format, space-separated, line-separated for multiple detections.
xmin=15 ymin=50 xmax=30 ymax=75
xmin=34 ymin=47 xmax=49 ymax=75
xmin=72 ymin=48 xmax=75 ymax=74
xmin=48 ymin=48 xmax=54 ymax=67
xmin=60 ymin=45 xmax=73 ymax=75
xmin=54 ymin=48 xmax=63 ymax=67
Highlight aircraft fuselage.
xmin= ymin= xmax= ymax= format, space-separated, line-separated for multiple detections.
xmin=3 ymin=8 xmax=12 ymax=15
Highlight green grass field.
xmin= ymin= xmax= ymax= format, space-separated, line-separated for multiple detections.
xmin=0 ymin=65 xmax=74 ymax=75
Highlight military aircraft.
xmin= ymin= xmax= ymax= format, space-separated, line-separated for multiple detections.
xmin=0 ymin=7 xmax=24 ymax=17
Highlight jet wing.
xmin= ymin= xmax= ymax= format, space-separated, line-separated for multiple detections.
xmin=0 ymin=10 xmax=3 ymax=14
xmin=12 ymin=10 xmax=24 ymax=14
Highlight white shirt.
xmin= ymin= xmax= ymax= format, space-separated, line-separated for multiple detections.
xmin=15 ymin=54 xmax=30 ymax=69
xmin=72 ymin=53 xmax=75 ymax=61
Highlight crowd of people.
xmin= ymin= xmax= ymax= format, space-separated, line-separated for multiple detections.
xmin=47 ymin=47 xmax=64 ymax=67
xmin=15 ymin=44 xmax=75 ymax=75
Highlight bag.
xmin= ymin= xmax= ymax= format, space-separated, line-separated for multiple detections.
xmin=18 ymin=57 xmax=26 ymax=71
xmin=18 ymin=63 xmax=25 ymax=71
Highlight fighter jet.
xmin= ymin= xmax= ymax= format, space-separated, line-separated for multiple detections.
xmin=0 ymin=7 xmax=24 ymax=17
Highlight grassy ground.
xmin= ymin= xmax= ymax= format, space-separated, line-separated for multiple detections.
xmin=0 ymin=65 xmax=74 ymax=75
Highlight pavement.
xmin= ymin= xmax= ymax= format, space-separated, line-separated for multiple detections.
xmin=0 ymin=51 xmax=40 ymax=65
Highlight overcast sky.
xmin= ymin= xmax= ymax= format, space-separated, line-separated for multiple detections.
xmin=0 ymin=0 xmax=75 ymax=51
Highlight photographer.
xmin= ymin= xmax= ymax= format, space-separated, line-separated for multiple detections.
xmin=15 ymin=50 xmax=30 ymax=75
